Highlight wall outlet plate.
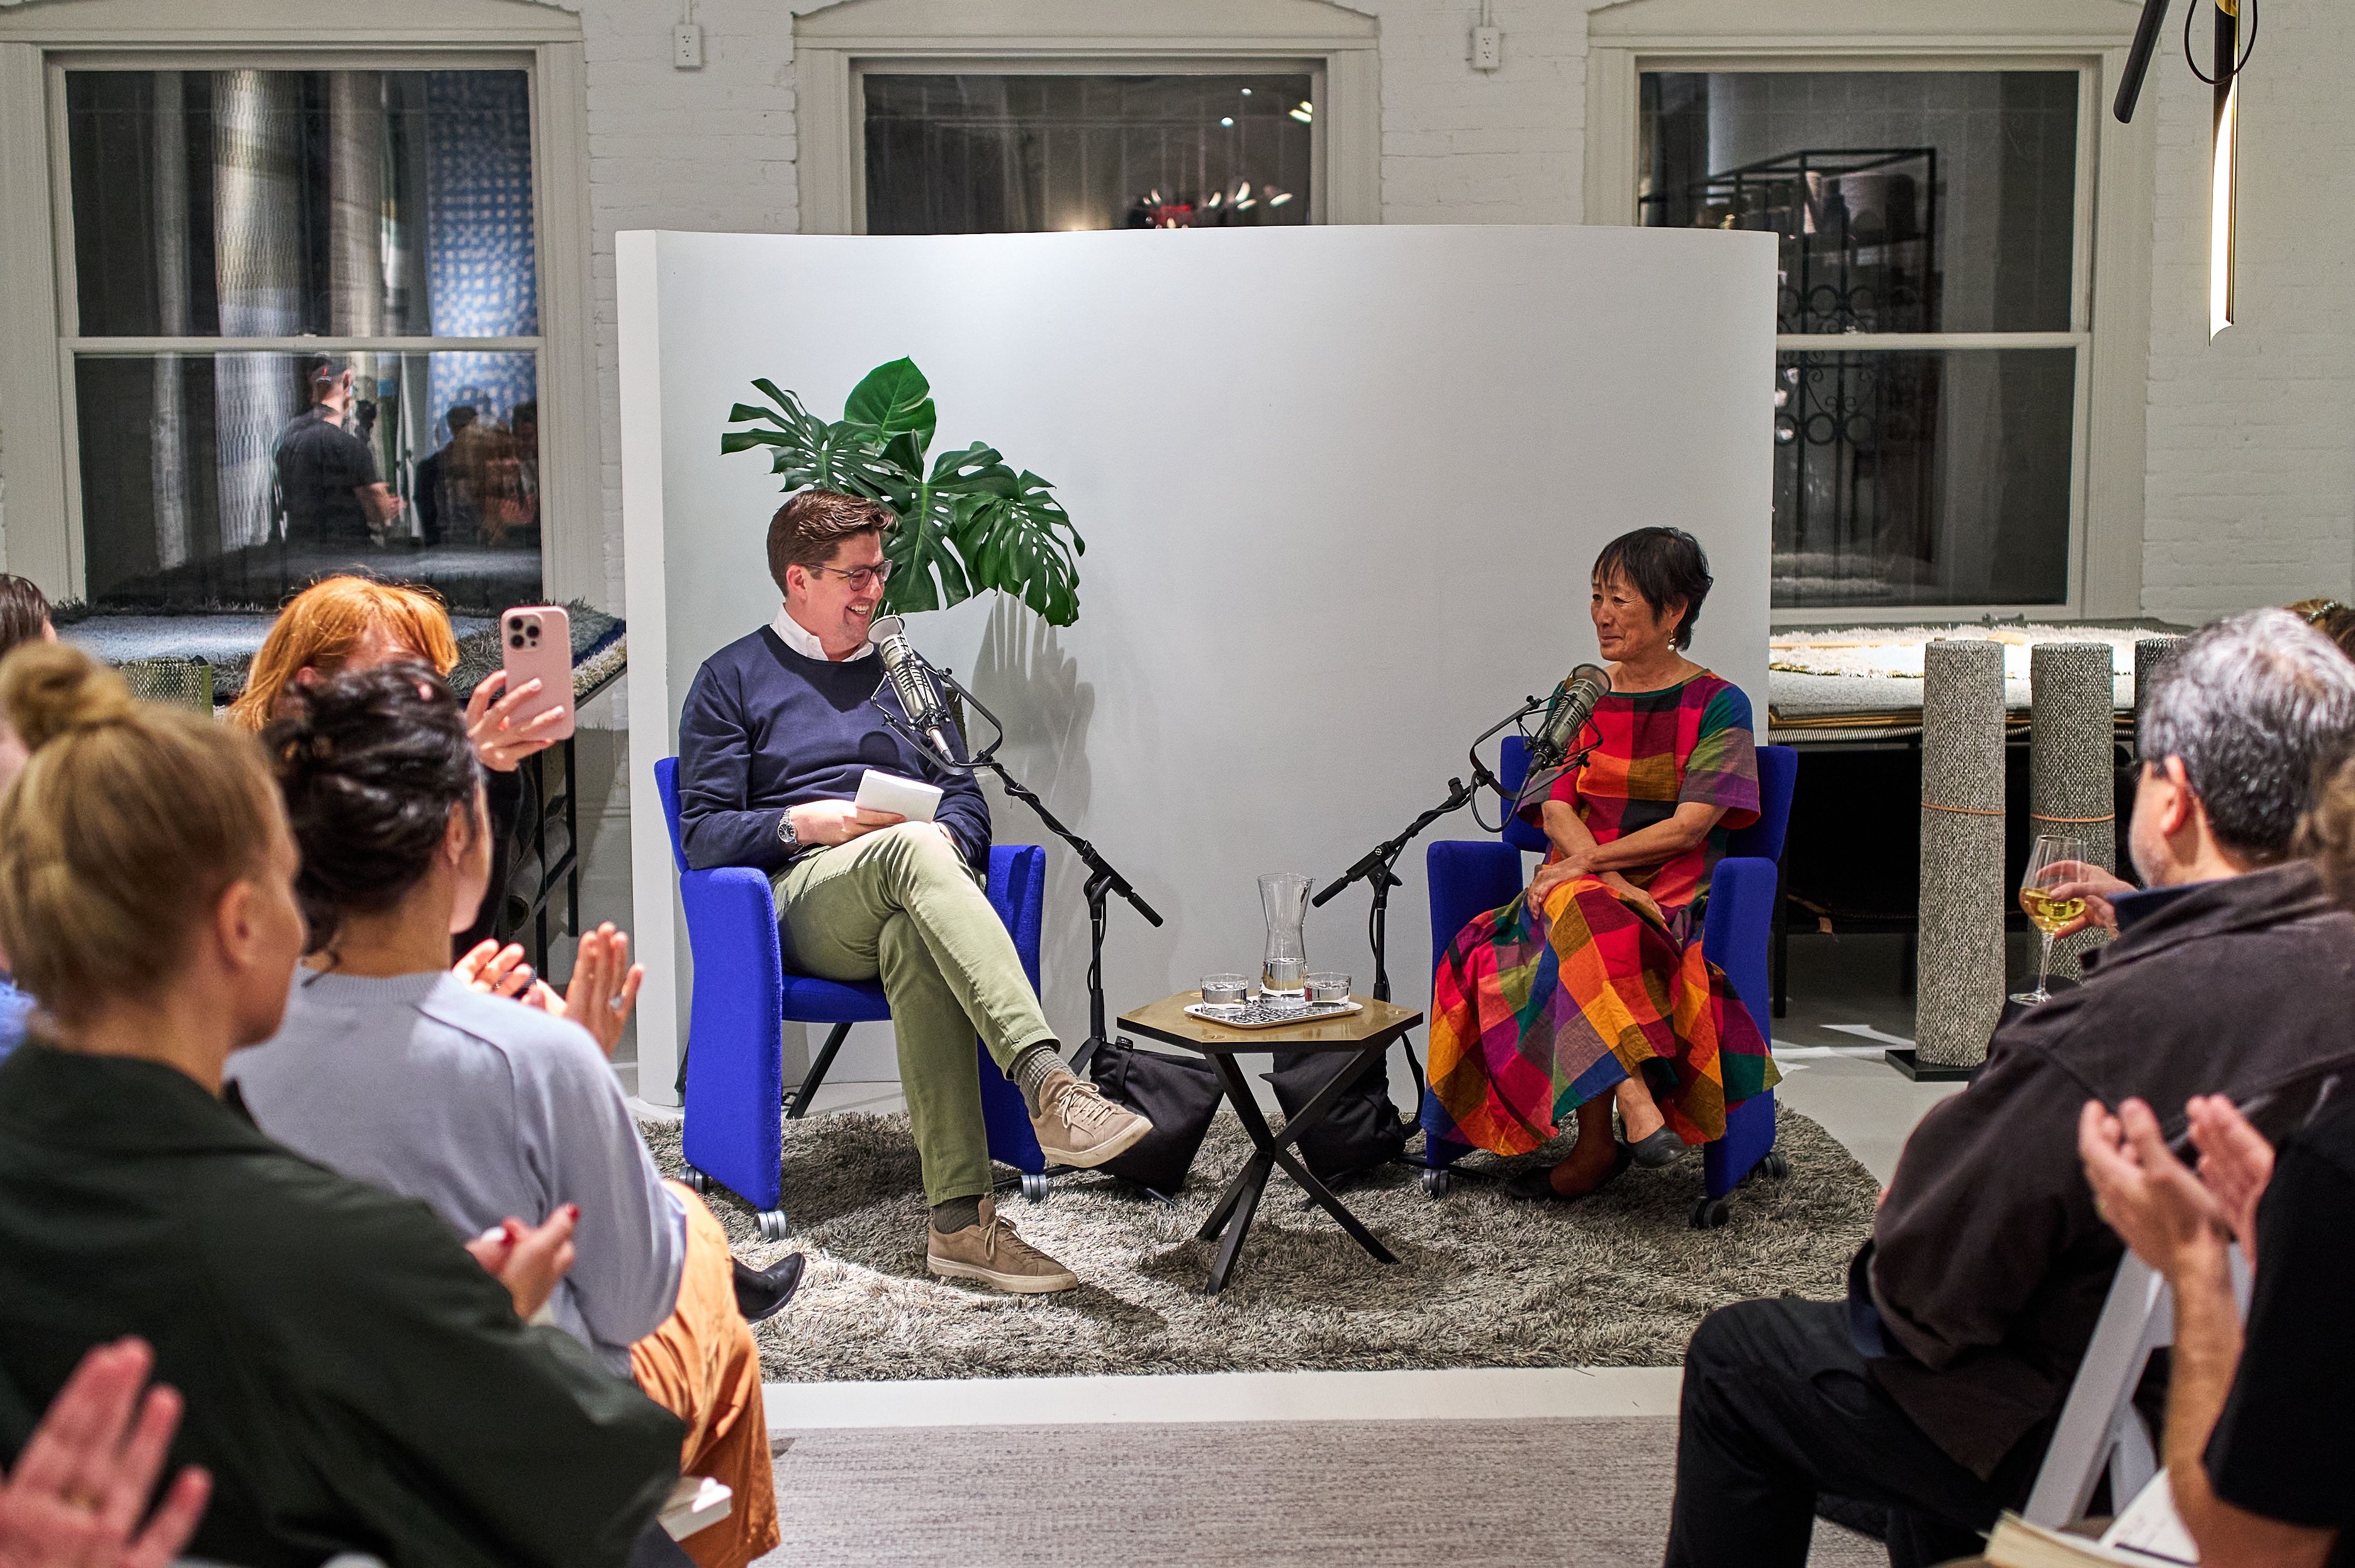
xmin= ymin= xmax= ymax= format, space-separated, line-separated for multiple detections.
xmin=1470 ymin=24 xmax=1503 ymax=71
xmin=673 ymin=22 xmax=704 ymax=69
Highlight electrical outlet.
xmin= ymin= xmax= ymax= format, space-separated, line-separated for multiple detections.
xmin=672 ymin=23 xmax=704 ymax=70
xmin=1470 ymin=24 xmax=1504 ymax=72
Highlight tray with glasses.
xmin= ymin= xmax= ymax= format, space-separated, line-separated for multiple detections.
xmin=1182 ymin=995 xmax=1364 ymax=1030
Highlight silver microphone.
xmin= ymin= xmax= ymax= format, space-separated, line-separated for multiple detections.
xmin=1526 ymin=664 xmax=1611 ymax=770
xmin=870 ymin=615 xmax=956 ymax=762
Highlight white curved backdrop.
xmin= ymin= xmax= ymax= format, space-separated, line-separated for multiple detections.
xmin=619 ymin=225 xmax=1776 ymax=1104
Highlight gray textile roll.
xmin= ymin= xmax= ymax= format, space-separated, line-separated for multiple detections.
xmin=1918 ymin=639 xmax=2008 ymax=1068
xmin=2031 ymin=642 xmax=2117 ymax=982
xmin=118 ymin=656 xmax=213 ymax=713
xmin=2134 ymin=635 xmax=2185 ymax=760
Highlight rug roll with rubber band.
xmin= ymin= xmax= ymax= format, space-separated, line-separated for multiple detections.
xmin=1918 ymin=639 xmax=2008 ymax=1068
xmin=2031 ymin=642 xmax=2117 ymax=982
xmin=2134 ymin=635 xmax=2185 ymax=759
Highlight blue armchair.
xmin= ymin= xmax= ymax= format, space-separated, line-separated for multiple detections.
xmin=1423 ymin=737 xmax=1798 ymax=1227
xmin=652 ymin=758 xmax=1048 ymax=1239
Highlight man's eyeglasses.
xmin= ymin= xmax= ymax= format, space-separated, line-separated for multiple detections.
xmin=804 ymin=561 xmax=893 ymax=592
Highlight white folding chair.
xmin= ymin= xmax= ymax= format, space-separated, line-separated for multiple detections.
xmin=2022 ymin=1246 xmax=2249 ymax=1528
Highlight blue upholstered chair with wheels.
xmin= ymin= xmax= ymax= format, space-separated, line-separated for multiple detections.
xmin=652 ymin=758 xmax=1048 ymax=1240
xmin=1422 ymin=737 xmax=1798 ymax=1228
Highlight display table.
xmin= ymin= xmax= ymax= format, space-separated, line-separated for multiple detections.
xmin=1117 ymin=991 xmax=1422 ymax=1295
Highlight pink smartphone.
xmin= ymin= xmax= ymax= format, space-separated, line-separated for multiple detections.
xmin=498 ymin=605 xmax=574 ymax=742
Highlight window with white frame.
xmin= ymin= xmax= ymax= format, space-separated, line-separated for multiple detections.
xmin=1640 ymin=69 xmax=2088 ymax=611
xmin=59 ymin=62 xmax=545 ymax=613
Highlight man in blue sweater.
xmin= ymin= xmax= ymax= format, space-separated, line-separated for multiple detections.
xmin=678 ymin=489 xmax=1151 ymax=1293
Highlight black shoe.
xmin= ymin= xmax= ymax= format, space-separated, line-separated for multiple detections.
xmin=732 ymin=1253 xmax=805 ymax=1324
xmin=1503 ymin=1142 xmax=1633 ymax=1203
xmin=1627 ymin=1126 xmax=1687 ymax=1168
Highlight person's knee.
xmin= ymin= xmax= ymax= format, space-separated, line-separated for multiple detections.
xmin=1685 ymin=1297 xmax=1776 ymax=1384
xmin=873 ymin=821 xmax=967 ymax=882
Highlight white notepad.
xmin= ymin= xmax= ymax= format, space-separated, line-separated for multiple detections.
xmin=855 ymin=769 xmax=943 ymax=823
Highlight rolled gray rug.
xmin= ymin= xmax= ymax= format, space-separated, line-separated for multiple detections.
xmin=2134 ymin=634 xmax=2185 ymax=761
xmin=2030 ymin=642 xmax=2117 ymax=982
xmin=1918 ymin=639 xmax=2008 ymax=1068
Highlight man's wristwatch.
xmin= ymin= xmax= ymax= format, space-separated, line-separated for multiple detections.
xmin=776 ymin=808 xmax=800 ymax=852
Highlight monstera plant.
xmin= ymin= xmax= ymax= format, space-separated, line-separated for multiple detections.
xmin=720 ymin=358 xmax=1085 ymax=627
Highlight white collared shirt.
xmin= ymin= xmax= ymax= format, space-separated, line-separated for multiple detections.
xmin=770 ymin=604 xmax=875 ymax=663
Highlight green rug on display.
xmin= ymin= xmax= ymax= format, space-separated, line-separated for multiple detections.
xmin=638 ymin=1104 xmax=1878 ymax=1384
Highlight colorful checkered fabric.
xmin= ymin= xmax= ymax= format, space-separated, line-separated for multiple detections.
xmin=1423 ymin=673 xmax=1776 ymax=1155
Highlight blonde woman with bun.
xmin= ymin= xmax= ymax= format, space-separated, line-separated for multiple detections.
xmin=0 ymin=642 xmax=683 ymax=1568
xmin=0 ymin=572 xmax=55 ymax=1063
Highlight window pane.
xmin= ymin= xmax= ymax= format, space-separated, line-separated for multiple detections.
xmin=863 ymin=74 xmax=1314 ymax=234
xmin=1640 ymin=71 xmax=2078 ymax=333
xmin=66 ymin=69 xmax=537 ymax=339
xmin=1774 ymin=349 xmax=2073 ymax=607
xmin=74 ymin=350 xmax=541 ymax=613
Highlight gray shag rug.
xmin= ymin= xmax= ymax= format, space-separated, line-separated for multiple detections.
xmin=639 ymin=1104 xmax=1878 ymax=1384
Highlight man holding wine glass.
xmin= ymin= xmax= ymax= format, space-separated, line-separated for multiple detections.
xmin=1667 ymin=609 xmax=2355 ymax=1568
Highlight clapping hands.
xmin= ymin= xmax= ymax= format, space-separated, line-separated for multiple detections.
xmin=0 ymin=1340 xmax=210 ymax=1568
xmin=2079 ymin=1093 xmax=2276 ymax=1278
xmin=462 ymin=1206 xmax=579 ymax=1320
xmin=453 ymin=924 xmax=644 ymax=1058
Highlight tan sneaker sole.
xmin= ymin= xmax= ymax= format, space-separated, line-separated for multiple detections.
xmin=927 ymin=1253 xmax=1079 ymax=1294
xmin=1034 ymin=1112 xmax=1153 ymax=1170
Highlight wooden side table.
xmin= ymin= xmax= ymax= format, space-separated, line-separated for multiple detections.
xmin=1118 ymin=992 xmax=1425 ymax=1294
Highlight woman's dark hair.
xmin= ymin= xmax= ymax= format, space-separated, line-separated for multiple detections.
xmin=0 ymin=575 xmax=52 ymax=661
xmin=265 ymin=662 xmax=480 ymax=954
xmin=1592 ymin=527 xmax=1713 ymax=650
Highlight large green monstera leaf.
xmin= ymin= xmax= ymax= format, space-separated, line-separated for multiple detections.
xmin=722 ymin=358 xmax=1086 ymax=627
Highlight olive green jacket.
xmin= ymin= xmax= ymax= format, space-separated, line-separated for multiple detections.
xmin=0 ymin=1044 xmax=683 ymax=1568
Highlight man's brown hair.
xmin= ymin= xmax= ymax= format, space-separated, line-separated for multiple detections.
xmin=767 ymin=489 xmax=897 ymax=591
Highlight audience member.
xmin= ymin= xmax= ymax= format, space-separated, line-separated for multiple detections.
xmin=226 ymin=664 xmax=788 ymax=1568
xmin=0 ymin=1338 xmax=210 ymax=1568
xmin=227 ymin=574 xmax=575 ymax=978
xmin=0 ymin=573 xmax=53 ymax=1067
xmin=272 ymin=356 xmax=403 ymax=546
xmin=0 ymin=642 xmax=683 ymax=1568
xmin=415 ymin=405 xmax=478 ymax=547
xmin=2289 ymin=596 xmax=2355 ymax=663
xmin=1665 ymin=608 xmax=2355 ymax=1568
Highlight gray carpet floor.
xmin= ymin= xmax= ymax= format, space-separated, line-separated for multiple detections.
xmin=640 ymin=1104 xmax=1879 ymax=1383
xmin=747 ymin=1416 xmax=1884 ymax=1567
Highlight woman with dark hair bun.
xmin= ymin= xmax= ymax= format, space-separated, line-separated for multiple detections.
xmin=228 ymin=664 xmax=788 ymax=1568
xmin=1422 ymin=527 xmax=1778 ymax=1202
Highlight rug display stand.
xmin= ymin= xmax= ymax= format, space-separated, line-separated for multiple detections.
xmin=1893 ymin=639 xmax=2006 ymax=1081
xmin=2032 ymin=643 xmax=2118 ymax=981
xmin=2133 ymin=636 xmax=2185 ymax=759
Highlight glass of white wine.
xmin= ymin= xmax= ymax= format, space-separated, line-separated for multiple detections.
xmin=2011 ymin=833 xmax=2089 ymax=1006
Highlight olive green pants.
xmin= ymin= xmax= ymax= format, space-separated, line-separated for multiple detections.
xmin=773 ymin=823 xmax=1054 ymax=1205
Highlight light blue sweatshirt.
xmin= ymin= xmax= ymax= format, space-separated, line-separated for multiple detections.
xmin=226 ymin=969 xmax=685 ymax=1375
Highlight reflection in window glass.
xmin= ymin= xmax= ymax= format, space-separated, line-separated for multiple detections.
xmin=66 ymin=69 xmax=538 ymax=340
xmin=1640 ymin=71 xmax=2078 ymax=335
xmin=75 ymin=351 xmax=541 ymax=613
xmin=1774 ymin=349 xmax=2074 ymax=607
xmin=864 ymin=74 xmax=1314 ymax=234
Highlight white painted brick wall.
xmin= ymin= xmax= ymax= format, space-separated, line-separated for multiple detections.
xmin=2138 ymin=0 xmax=2355 ymax=622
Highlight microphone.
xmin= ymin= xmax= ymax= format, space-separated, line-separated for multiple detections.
xmin=870 ymin=615 xmax=957 ymax=764
xmin=1526 ymin=664 xmax=1611 ymax=771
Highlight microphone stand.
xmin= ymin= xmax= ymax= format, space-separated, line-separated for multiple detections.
xmin=873 ymin=666 xmax=1163 ymax=1078
xmin=1311 ymin=697 xmax=1543 ymax=1100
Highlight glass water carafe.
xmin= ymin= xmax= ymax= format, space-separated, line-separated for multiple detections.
xmin=1259 ymin=872 xmax=1313 ymax=998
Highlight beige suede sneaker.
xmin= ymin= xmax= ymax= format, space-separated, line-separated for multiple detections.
xmin=1029 ymin=1068 xmax=1153 ymax=1168
xmin=926 ymin=1198 xmax=1079 ymax=1294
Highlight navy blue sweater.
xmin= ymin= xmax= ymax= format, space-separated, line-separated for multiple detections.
xmin=676 ymin=627 xmax=990 ymax=875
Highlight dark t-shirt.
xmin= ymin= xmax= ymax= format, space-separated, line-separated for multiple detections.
xmin=274 ymin=406 xmax=380 ymax=542
xmin=2204 ymin=1097 xmax=2355 ymax=1562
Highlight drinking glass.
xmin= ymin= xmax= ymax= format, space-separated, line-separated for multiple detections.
xmin=1306 ymin=972 xmax=1352 ymax=1004
xmin=1259 ymin=872 xmax=1313 ymax=998
xmin=2010 ymin=833 xmax=2088 ymax=1006
xmin=1199 ymin=973 xmax=1248 ymax=1005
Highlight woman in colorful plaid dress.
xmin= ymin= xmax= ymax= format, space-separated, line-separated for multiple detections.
xmin=1421 ymin=529 xmax=1778 ymax=1202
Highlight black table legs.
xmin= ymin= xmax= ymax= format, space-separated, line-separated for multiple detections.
xmin=1194 ymin=1051 xmax=1399 ymax=1294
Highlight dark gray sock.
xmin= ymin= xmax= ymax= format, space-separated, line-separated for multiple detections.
xmin=931 ymin=1195 xmax=983 ymax=1233
xmin=1009 ymin=1041 xmax=1068 ymax=1114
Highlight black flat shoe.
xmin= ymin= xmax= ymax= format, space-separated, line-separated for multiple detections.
xmin=732 ymin=1253 xmax=805 ymax=1324
xmin=1504 ymin=1142 xmax=1634 ymax=1203
xmin=1627 ymin=1126 xmax=1687 ymax=1168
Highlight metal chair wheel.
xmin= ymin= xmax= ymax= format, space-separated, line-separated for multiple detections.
xmin=755 ymin=1209 xmax=791 ymax=1243
xmin=1021 ymin=1172 xmax=1050 ymax=1203
xmin=1689 ymin=1196 xmax=1731 ymax=1230
xmin=1760 ymin=1151 xmax=1791 ymax=1180
xmin=1421 ymin=1168 xmax=1453 ymax=1198
xmin=681 ymin=1166 xmax=712 ymax=1196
